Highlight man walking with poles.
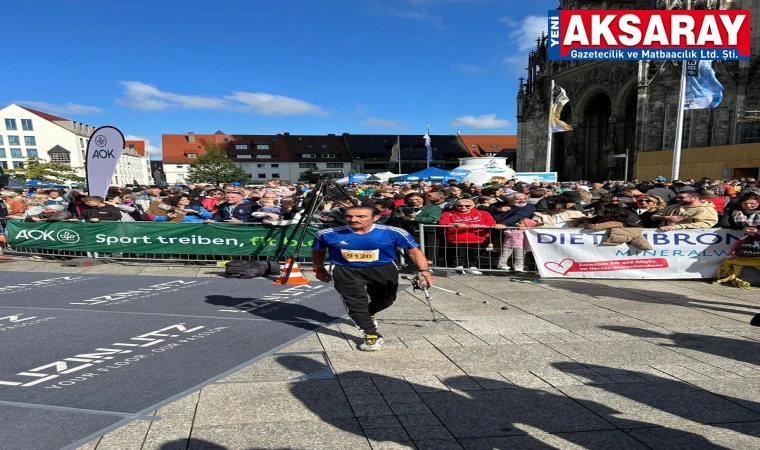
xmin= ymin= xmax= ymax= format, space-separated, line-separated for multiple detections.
xmin=311 ymin=206 xmax=434 ymax=351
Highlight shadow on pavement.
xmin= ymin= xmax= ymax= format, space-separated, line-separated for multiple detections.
xmin=602 ymin=325 xmax=760 ymax=374
xmin=547 ymin=282 xmax=760 ymax=321
xmin=159 ymin=438 xmax=228 ymax=449
xmin=276 ymin=354 xmax=733 ymax=449
xmin=204 ymin=294 xmax=345 ymax=339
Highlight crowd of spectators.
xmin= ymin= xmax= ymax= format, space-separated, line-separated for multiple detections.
xmin=1 ymin=176 xmax=758 ymax=274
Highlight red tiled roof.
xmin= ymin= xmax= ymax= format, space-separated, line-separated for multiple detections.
xmin=18 ymin=106 xmax=69 ymax=122
xmin=125 ymin=140 xmax=147 ymax=157
xmin=457 ymin=135 xmax=517 ymax=157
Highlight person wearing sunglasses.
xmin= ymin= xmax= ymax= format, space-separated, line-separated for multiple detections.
xmin=633 ymin=195 xmax=667 ymax=228
xmin=438 ymin=200 xmax=496 ymax=275
xmin=652 ymin=191 xmax=718 ymax=231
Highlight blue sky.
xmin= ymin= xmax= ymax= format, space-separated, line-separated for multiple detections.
xmin=3 ymin=0 xmax=554 ymax=158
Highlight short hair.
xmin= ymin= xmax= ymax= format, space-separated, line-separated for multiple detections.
xmin=44 ymin=204 xmax=64 ymax=211
xmin=344 ymin=206 xmax=377 ymax=216
xmin=678 ymin=192 xmax=700 ymax=199
xmin=529 ymin=189 xmax=547 ymax=198
xmin=373 ymin=199 xmax=395 ymax=210
xmin=82 ymin=196 xmax=104 ymax=203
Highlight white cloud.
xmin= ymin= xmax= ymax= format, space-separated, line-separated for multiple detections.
xmin=361 ymin=118 xmax=410 ymax=129
xmin=226 ymin=92 xmax=328 ymax=117
xmin=17 ymin=101 xmax=103 ymax=115
xmin=450 ymin=114 xmax=512 ymax=129
xmin=498 ymin=15 xmax=546 ymax=77
xmin=452 ymin=63 xmax=489 ymax=74
xmin=116 ymin=81 xmax=327 ymax=117
xmin=503 ymin=15 xmax=547 ymax=52
xmin=124 ymin=134 xmax=162 ymax=159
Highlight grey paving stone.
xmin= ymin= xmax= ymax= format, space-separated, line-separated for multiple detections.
xmin=448 ymin=334 xmax=488 ymax=346
xmin=460 ymin=430 xmax=649 ymax=450
xmin=194 ymin=380 xmax=353 ymax=427
xmin=363 ymin=426 xmax=413 ymax=443
xmin=384 ymin=393 xmax=424 ymax=404
xmin=440 ymin=342 xmax=572 ymax=373
xmin=191 ymin=419 xmax=371 ymax=450
xmin=218 ymin=353 xmax=329 ymax=382
xmin=531 ymin=369 xmax=586 ymax=387
xmin=277 ymin=333 xmax=326 ymax=352
xmin=560 ymin=381 xmax=760 ymax=429
xmin=398 ymin=336 xmax=436 ymax=348
xmin=27 ymin=264 xmax=88 ymax=273
xmin=405 ymin=376 xmax=450 ymax=393
xmin=451 ymin=316 xmax=567 ymax=335
xmin=467 ymin=373 xmax=516 ymax=390
xmin=497 ymin=298 xmax=603 ymax=315
xmin=440 ymin=376 xmax=483 ymax=391
xmin=548 ymin=331 xmax=592 ymax=343
xmin=327 ymin=348 xmax=465 ymax=378
xmin=630 ymin=309 xmax=747 ymax=328
xmin=424 ymin=335 xmax=462 ymax=348
xmin=397 ymin=414 xmax=442 ymax=427
xmin=475 ymin=334 xmax=513 ymax=346
xmin=500 ymin=371 xmax=553 ymax=388
xmin=421 ymin=386 xmax=615 ymax=439
xmin=525 ymin=332 xmax=567 ymax=344
xmin=537 ymin=311 xmax=665 ymax=332
xmin=358 ymin=415 xmax=403 ymax=429
xmin=414 ymin=439 xmax=463 ymax=450
xmin=689 ymin=377 xmax=760 ymax=414
xmin=405 ymin=426 xmax=454 ymax=441
xmin=83 ymin=264 xmax=146 ymax=274
xmin=389 ymin=402 xmax=433 ymax=415
xmin=629 ymin=422 xmax=760 ymax=450
xmin=501 ymin=333 xmax=541 ymax=344
xmin=347 ymin=395 xmax=389 ymax=407
xmin=93 ymin=419 xmax=152 ymax=450
xmin=545 ymin=340 xmax=700 ymax=367
xmin=372 ymin=376 xmax=416 ymax=395
xmin=352 ymin=402 xmax=395 ymax=417
xmin=649 ymin=364 xmax=714 ymax=381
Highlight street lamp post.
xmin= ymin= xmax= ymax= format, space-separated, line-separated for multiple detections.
xmin=613 ymin=149 xmax=629 ymax=181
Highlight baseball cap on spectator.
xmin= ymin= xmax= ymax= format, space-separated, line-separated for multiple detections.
xmin=678 ymin=186 xmax=697 ymax=193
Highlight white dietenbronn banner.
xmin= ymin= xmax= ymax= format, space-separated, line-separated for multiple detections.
xmin=85 ymin=126 xmax=125 ymax=198
xmin=526 ymin=228 xmax=746 ymax=279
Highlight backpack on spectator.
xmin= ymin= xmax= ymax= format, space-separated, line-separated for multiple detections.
xmin=224 ymin=260 xmax=280 ymax=279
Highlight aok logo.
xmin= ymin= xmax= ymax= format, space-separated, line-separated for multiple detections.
xmin=91 ymin=149 xmax=115 ymax=159
xmin=15 ymin=229 xmax=80 ymax=243
xmin=0 ymin=324 xmax=204 ymax=387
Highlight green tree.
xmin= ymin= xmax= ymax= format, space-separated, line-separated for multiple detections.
xmin=186 ymin=144 xmax=249 ymax=185
xmin=299 ymin=169 xmax=320 ymax=183
xmin=7 ymin=157 xmax=85 ymax=184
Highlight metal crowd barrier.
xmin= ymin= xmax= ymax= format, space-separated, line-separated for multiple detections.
xmin=416 ymin=224 xmax=536 ymax=274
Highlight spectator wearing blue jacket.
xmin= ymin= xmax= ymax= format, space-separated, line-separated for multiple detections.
xmin=489 ymin=193 xmax=536 ymax=226
xmin=152 ymin=195 xmax=212 ymax=223
xmin=205 ymin=191 xmax=256 ymax=223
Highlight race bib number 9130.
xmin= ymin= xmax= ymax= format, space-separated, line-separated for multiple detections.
xmin=341 ymin=249 xmax=380 ymax=262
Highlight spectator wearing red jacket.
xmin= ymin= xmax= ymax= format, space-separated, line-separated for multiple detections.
xmin=700 ymin=190 xmax=726 ymax=213
xmin=438 ymin=198 xmax=496 ymax=275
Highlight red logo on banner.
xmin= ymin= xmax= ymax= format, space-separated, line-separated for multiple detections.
xmin=544 ymin=258 xmax=669 ymax=276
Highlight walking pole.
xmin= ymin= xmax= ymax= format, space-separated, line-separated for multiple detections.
xmin=401 ymin=274 xmax=437 ymax=322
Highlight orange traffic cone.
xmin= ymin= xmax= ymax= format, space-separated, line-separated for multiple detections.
xmin=272 ymin=258 xmax=310 ymax=285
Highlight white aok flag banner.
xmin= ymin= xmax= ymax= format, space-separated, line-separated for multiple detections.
xmin=85 ymin=126 xmax=125 ymax=198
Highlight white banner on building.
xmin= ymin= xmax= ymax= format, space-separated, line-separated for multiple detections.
xmin=86 ymin=126 xmax=125 ymax=198
xmin=526 ymin=228 xmax=745 ymax=279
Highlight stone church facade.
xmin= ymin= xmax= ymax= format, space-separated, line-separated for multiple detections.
xmin=516 ymin=0 xmax=760 ymax=181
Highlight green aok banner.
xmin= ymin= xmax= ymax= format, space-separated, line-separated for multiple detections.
xmin=6 ymin=222 xmax=318 ymax=256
